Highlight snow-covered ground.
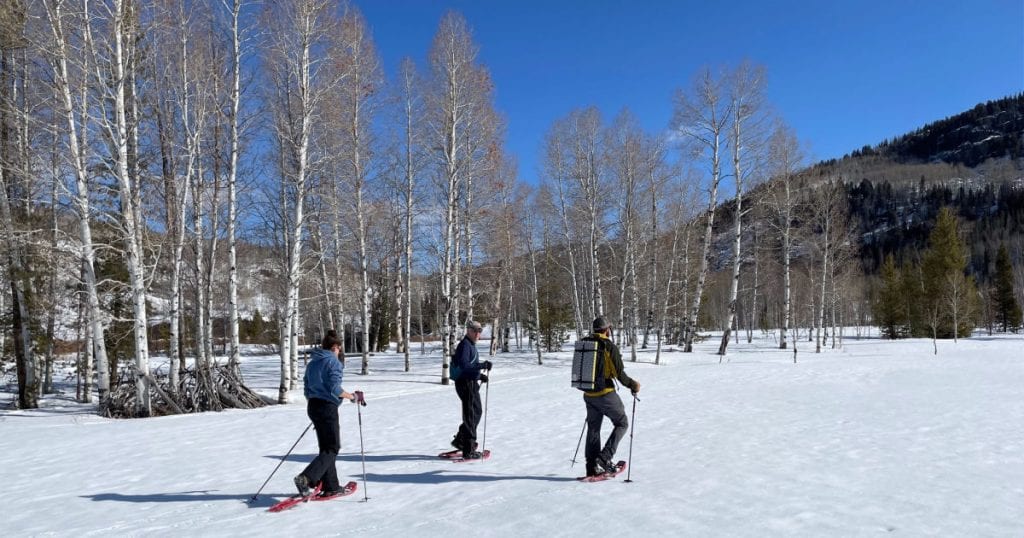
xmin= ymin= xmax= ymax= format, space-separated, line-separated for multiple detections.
xmin=2 ymin=332 xmax=1022 ymax=536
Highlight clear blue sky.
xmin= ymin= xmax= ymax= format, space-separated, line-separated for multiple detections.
xmin=355 ymin=0 xmax=1024 ymax=182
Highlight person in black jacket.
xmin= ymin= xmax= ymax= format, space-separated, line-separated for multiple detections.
xmin=449 ymin=320 xmax=492 ymax=459
xmin=294 ymin=330 xmax=358 ymax=497
xmin=582 ymin=317 xmax=640 ymax=477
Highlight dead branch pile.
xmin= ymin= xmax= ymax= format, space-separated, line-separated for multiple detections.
xmin=101 ymin=364 xmax=273 ymax=418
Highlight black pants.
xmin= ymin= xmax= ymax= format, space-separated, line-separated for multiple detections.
xmin=584 ymin=391 xmax=628 ymax=473
xmin=301 ymin=398 xmax=341 ymax=491
xmin=454 ymin=378 xmax=482 ymax=453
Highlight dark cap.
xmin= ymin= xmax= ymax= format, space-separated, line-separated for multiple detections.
xmin=592 ymin=317 xmax=611 ymax=331
xmin=466 ymin=320 xmax=482 ymax=331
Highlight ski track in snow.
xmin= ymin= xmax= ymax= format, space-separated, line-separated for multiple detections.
xmin=2 ymin=333 xmax=1023 ymax=536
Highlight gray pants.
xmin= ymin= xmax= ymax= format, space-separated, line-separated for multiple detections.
xmin=584 ymin=391 xmax=628 ymax=471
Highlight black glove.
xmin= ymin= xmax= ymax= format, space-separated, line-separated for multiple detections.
xmin=479 ymin=374 xmax=489 ymax=383
xmin=481 ymin=361 xmax=493 ymax=371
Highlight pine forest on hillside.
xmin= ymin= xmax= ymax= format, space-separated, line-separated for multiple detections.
xmin=1 ymin=1 xmax=1022 ymax=416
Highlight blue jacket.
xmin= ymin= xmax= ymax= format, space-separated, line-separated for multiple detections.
xmin=304 ymin=348 xmax=344 ymax=405
xmin=450 ymin=337 xmax=481 ymax=381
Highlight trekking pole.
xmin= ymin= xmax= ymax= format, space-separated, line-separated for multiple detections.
xmin=624 ymin=394 xmax=639 ymax=483
xmin=354 ymin=391 xmax=369 ymax=501
xmin=248 ymin=422 xmax=313 ymax=502
xmin=481 ymin=368 xmax=491 ymax=453
xmin=570 ymin=417 xmax=586 ymax=468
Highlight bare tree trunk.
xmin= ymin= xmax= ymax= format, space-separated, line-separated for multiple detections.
xmin=394 ymin=260 xmax=404 ymax=355
xmin=830 ymin=263 xmax=838 ymax=350
xmin=330 ymin=216 xmax=345 ymax=348
xmin=817 ymin=244 xmax=828 ymax=354
xmin=586 ymin=138 xmax=604 ymax=319
xmin=223 ymin=0 xmax=244 ymax=374
xmin=628 ymin=247 xmax=640 ymax=362
xmin=657 ymin=213 xmax=684 ymax=365
xmin=462 ymin=127 xmax=476 ymax=324
xmin=266 ymin=0 xmax=334 ymax=395
xmin=44 ymin=0 xmax=110 ymax=403
xmin=312 ymin=225 xmax=333 ymax=330
xmin=676 ymin=69 xmax=729 ymax=353
xmin=643 ymin=166 xmax=659 ymax=349
xmin=278 ymin=316 xmax=288 ymax=403
xmin=400 ymin=59 xmax=417 ymax=372
xmin=355 ymin=120 xmax=371 ymax=375
xmin=418 ymin=285 xmax=425 ymax=355
xmin=193 ymin=151 xmax=210 ymax=372
xmin=0 ymin=6 xmax=35 ymax=409
xmin=718 ymin=190 xmax=743 ymax=358
xmin=552 ymin=165 xmax=584 ymax=337
xmin=0 ymin=156 xmax=35 ymax=409
xmin=429 ymin=14 xmax=481 ymax=383
xmin=529 ymin=241 xmax=543 ymax=365
xmin=781 ymin=218 xmax=792 ymax=350
xmin=100 ymin=0 xmax=151 ymax=415
xmin=748 ymin=228 xmax=759 ymax=344
xmin=718 ymin=63 xmax=765 ymax=357
xmin=680 ymin=221 xmax=691 ymax=345
xmin=43 ymin=124 xmax=61 ymax=395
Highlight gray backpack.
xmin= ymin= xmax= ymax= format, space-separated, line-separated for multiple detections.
xmin=571 ymin=338 xmax=606 ymax=391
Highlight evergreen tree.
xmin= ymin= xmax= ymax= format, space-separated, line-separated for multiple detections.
xmin=901 ymin=261 xmax=926 ymax=337
xmin=920 ymin=207 xmax=977 ymax=340
xmin=993 ymin=244 xmax=1023 ymax=332
xmin=873 ymin=254 xmax=906 ymax=338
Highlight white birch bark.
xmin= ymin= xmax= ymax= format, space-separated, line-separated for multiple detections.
xmin=527 ymin=224 xmax=543 ymax=365
xmin=718 ymin=63 xmax=766 ymax=357
xmin=576 ymin=109 xmax=605 ymax=319
xmin=674 ymin=69 xmax=729 ymax=352
xmin=222 ymin=0 xmax=244 ymax=373
xmin=266 ymin=0 xmax=336 ymax=399
xmin=656 ymin=213 xmax=684 ymax=365
xmin=765 ymin=123 xmax=802 ymax=350
xmin=333 ymin=8 xmax=380 ymax=374
xmin=43 ymin=0 xmax=111 ymax=403
xmin=545 ymin=126 xmax=585 ymax=336
xmin=428 ymin=13 xmax=477 ymax=383
xmin=399 ymin=58 xmax=418 ymax=372
xmin=194 ymin=161 xmax=209 ymax=369
xmin=748 ymin=227 xmax=759 ymax=343
xmin=90 ymin=0 xmax=151 ymax=415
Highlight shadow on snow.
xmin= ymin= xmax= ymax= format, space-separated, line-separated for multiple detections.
xmin=363 ymin=470 xmax=577 ymax=484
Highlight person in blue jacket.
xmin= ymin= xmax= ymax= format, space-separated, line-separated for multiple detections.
xmin=294 ymin=330 xmax=358 ymax=497
xmin=449 ymin=320 xmax=492 ymax=459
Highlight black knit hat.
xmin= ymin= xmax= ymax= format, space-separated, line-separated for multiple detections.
xmin=592 ymin=317 xmax=611 ymax=331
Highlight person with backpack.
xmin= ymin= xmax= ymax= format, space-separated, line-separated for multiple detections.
xmin=578 ymin=317 xmax=640 ymax=477
xmin=294 ymin=330 xmax=360 ymax=498
xmin=449 ymin=320 xmax=492 ymax=460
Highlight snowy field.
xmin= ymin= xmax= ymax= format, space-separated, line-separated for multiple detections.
xmin=2 ymin=332 xmax=1023 ymax=537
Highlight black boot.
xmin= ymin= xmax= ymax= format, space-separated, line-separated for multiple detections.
xmin=596 ymin=456 xmax=618 ymax=475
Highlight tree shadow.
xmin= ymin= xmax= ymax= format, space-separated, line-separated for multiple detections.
xmin=266 ymin=453 xmax=441 ymax=463
xmin=82 ymin=491 xmax=282 ymax=509
xmin=364 ymin=470 xmax=577 ymax=484
xmin=350 ymin=377 xmax=440 ymax=385
xmin=336 ymin=454 xmax=441 ymax=463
